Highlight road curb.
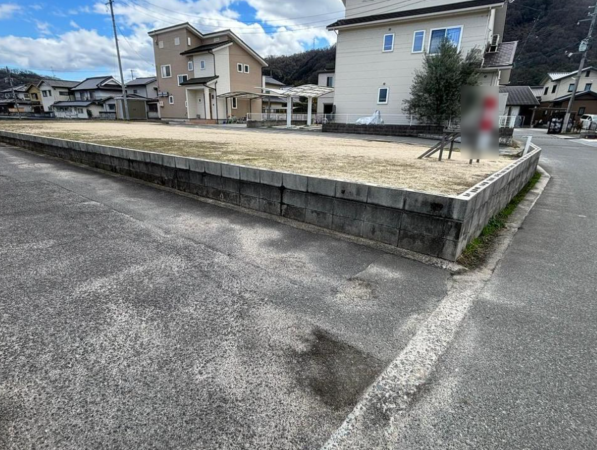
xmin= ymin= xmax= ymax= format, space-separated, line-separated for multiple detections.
xmin=320 ymin=166 xmax=551 ymax=449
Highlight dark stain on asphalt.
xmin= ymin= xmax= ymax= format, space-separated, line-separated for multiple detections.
xmin=294 ymin=327 xmax=386 ymax=411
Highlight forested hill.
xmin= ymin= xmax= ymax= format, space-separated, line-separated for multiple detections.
xmin=0 ymin=68 xmax=48 ymax=91
xmin=263 ymin=47 xmax=336 ymax=86
xmin=265 ymin=0 xmax=596 ymax=86
xmin=504 ymin=0 xmax=597 ymax=85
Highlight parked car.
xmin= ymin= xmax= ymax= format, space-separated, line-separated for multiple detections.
xmin=579 ymin=114 xmax=597 ymax=130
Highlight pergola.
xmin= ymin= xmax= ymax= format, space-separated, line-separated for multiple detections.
xmin=217 ymin=91 xmax=283 ymax=118
xmin=264 ymin=84 xmax=335 ymax=127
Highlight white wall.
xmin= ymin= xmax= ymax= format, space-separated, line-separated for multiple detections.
xmin=333 ymin=10 xmax=491 ymax=119
xmin=541 ymin=71 xmax=597 ymax=102
xmin=317 ymin=73 xmax=335 ymax=114
xmin=38 ymin=82 xmax=72 ymax=112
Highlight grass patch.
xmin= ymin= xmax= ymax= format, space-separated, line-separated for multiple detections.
xmin=458 ymin=171 xmax=542 ymax=268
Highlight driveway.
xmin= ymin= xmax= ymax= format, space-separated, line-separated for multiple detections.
xmin=0 ymin=144 xmax=450 ymax=449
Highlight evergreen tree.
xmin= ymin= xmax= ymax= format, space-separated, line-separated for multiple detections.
xmin=403 ymin=40 xmax=482 ymax=124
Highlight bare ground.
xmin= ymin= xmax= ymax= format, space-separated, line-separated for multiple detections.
xmin=0 ymin=120 xmax=511 ymax=195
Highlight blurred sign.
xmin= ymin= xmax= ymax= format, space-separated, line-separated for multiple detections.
xmin=461 ymin=86 xmax=499 ymax=159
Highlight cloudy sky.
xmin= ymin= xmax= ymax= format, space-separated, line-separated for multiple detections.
xmin=0 ymin=0 xmax=344 ymax=81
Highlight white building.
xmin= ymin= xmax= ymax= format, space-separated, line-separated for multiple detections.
xmin=316 ymin=70 xmax=335 ymax=116
xmin=125 ymin=77 xmax=158 ymax=98
xmin=52 ymin=76 xmax=122 ymax=119
xmin=327 ymin=0 xmax=516 ymax=123
xmin=37 ymin=79 xmax=79 ymax=112
xmin=539 ymin=67 xmax=597 ymax=103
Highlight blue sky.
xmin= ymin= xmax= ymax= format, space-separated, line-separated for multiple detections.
xmin=0 ymin=0 xmax=342 ymax=81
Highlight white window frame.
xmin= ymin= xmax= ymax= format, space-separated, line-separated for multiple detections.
xmin=188 ymin=60 xmax=194 ymax=71
xmin=428 ymin=26 xmax=463 ymax=54
xmin=158 ymin=40 xmax=164 ymax=49
xmin=232 ymin=97 xmax=238 ymax=109
xmin=160 ymin=64 xmax=172 ymax=78
xmin=187 ymin=37 xmax=192 ymax=46
xmin=237 ymin=63 xmax=243 ymax=73
xmin=200 ymin=60 xmax=206 ymax=70
xmin=382 ymin=33 xmax=394 ymax=52
xmin=377 ymin=87 xmax=389 ymax=105
xmin=174 ymin=37 xmax=180 ymax=46
xmin=169 ymin=95 xmax=174 ymax=105
xmin=177 ymin=74 xmax=188 ymax=86
xmin=244 ymin=64 xmax=250 ymax=73
xmin=412 ymin=30 xmax=426 ymax=53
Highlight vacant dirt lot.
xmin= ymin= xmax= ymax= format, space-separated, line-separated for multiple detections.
xmin=0 ymin=120 xmax=511 ymax=195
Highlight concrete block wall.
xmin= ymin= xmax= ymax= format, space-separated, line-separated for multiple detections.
xmin=0 ymin=131 xmax=541 ymax=261
xmin=322 ymin=123 xmax=444 ymax=137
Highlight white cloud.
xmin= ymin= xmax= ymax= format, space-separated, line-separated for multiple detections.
xmin=69 ymin=20 xmax=81 ymax=29
xmin=35 ymin=20 xmax=52 ymax=36
xmin=0 ymin=3 xmax=21 ymax=19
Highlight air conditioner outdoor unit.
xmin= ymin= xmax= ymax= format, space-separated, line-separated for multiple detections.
xmin=487 ymin=34 xmax=500 ymax=53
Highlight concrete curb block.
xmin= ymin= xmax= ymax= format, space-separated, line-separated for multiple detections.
xmin=0 ymin=130 xmax=541 ymax=261
xmin=320 ymin=165 xmax=551 ymax=449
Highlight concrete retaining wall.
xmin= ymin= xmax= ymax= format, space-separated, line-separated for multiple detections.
xmin=0 ymin=131 xmax=541 ymax=261
xmin=322 ymin=123 xmax=444 ymax=137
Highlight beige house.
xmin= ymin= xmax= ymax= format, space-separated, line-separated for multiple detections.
xmin=316 ymin=70 xmax=335 ymax=116
xmin=148 ymin=23 xmax=268 ymax=122
xmin=327 ymin=0 xmax=516 ymax=123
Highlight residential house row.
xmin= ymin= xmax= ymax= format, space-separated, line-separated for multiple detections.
xmin=0 ymin=76 xmax=159 ymax=120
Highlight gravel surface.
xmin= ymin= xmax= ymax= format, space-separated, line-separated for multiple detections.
xmin=0 ymin=120 xmax=510 ymax=195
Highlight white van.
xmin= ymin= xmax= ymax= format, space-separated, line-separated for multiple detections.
xmin=579 ymin=114 xmax=597 ymax=130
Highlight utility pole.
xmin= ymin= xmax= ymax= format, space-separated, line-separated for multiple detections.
xmin=564 ymin=2 xmax=597 ymax=133
xmin=130 ymin=69 xmax=135 ymax=81
xmin=108 ymin=0 xmax=129 ymax=120
xmin=5 ymin=67 xmax=21 ymax=120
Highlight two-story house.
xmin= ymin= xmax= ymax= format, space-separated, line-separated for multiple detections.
xmin=316 ymin=69 xmax=335 ymax=116
xmin=148 ymin=23 xmax=268 ymax=122
xmin=52 ymin=76 xmax=122 ymax=119
xmin=0 ymin=84 xmax=42 ymax=114
xmin=125 ymin=77 xmax=158 ymax=98
xmin=327 ymin=0 xmax=516 ymax=123
xmin=538 ymin=67 xmax=597 ymax=118
xmin=37 ymin=79 xmax=80 ymax=112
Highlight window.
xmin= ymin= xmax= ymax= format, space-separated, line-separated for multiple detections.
xmin=32 ymin=93 xmax=38 ymax=100
xmin=587 ymin=70 xmax=591 ymax=77
xmin=77 ymin=108 xmax=84 ymax=114
xmin=177 ymin=74 xmax=188 ymax=86
xmin=24 ymin=93 xmax=30 ymax=99
xmin=377 ymin=87 xmax=389 ymax=104
xmin=237 ymin=63 xmax=243 ymax=72
xmin=107 ymin=104 xmax=115 ymax=111
xmin=59 ymin=91 xmax=69 ymax=96
xmin=188 ymin=37 xmax=192 ymax=46
xmin=188 ymin=60 xmax=194 ymax=71
xmin=568 ymin=83 xmax=575 ymax=93
xmin=200 ymin=60 xmax=206 ymax=70
xmin=158 ymin=40 xmax=164 ymax=49
xmin=42 ymin=90 xmax=48 ymax=97
xmin=161 ymin=64 xmax=172 ymax=78
xmin=412 ymin=30 xmax=425 ymax=53
xmin=174 ymin=37 xmax=180 ymax=46
xmin=552 ymin=85 xmax=557 ymax=94
xmin=326 ymin=76 xmax=333 ymax=87
xmin=244 ymin=64 xmax=250 ymax=73
xmin=544 ymin=87 xmax=549 ymax=95
xmin=585 ymin=83 xmax=592 ymax=91
xmin=232 ymin=97 xmax=237 ymax=109
xmin=382 ymin=33 xmax=394 ymax=52
xmin=169 ymin=95 xmax=174 ymax=105
xmin=133 ymin=89 xmax=138 ymax=94
xmin=429 ymin=26 xmax=463 ymax=54
xmin=579 ymin=107 xmax=586 ymax=116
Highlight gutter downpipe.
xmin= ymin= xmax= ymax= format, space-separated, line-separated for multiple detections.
xmin=208 ymin=50 xmax=219 ymax=123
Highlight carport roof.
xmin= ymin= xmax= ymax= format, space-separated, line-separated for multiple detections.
xmin=217 ymin=91 xmax=272 ymax=99
xmin=180 ymin=76 xmax=219 ymax=86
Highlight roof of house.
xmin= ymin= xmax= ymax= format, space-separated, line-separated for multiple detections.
xmin=71 ymin=76 xmax=121 ymax=91
xmin=37 ymin=79 xmax=80 ymax=88
xmin=552 ymin=90 xmax=597 ymax=103
xmin=327 ymin=0 xmax=504 ymax=29
xmin=126 ymin=77 xmax=156 ymax=86
xmin=1 ymin=84 xmax=30 ymax=93
xmin=499 ymin=86 xmax=540 ymax=106
xmin=264 ymin=76 xmax=285 ymax=86
xmin=148 ymin=22 xmax=268 ymax=67
xmin=179 ymin=76 xmax=219 ymax=86
xmin=483 ymin=41 xmax=518 ymax=68
xmin=180 ymin=41 xmax=230 ymax=55
xmin=52 ymin=100 xmax=99 ymax=107
xmin=545 ymin=67 xmax=595 ymax=82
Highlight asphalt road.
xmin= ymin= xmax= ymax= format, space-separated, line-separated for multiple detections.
xmin=0 ymin=144 xmax=450 ymax=449
xmin=391 ymin=130 xmax=597 ymax=449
